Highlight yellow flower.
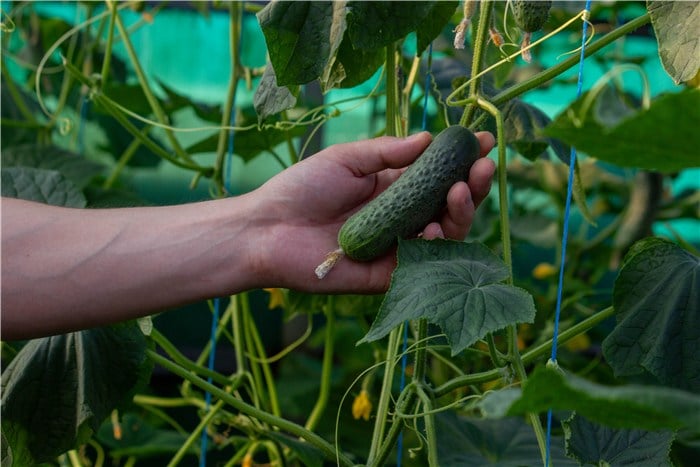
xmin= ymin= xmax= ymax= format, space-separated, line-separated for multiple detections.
xmin=532 ymin=262 xmax=557 ymax=280
xmin=263 ymin=288 xmax=285 ymax=309
xmin=352 ymin=390 xmax=372 ymax=421
xmin=242 ymin=453 xmax=253 ymax=467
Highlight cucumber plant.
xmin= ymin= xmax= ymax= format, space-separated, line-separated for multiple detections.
xmin=1 ymin=1 xmax=699 ymax=466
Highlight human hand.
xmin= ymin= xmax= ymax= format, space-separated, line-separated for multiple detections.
xmin=251 ymin=130 xmax=496 ymax=294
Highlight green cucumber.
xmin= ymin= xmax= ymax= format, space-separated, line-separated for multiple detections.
xmin=512 ymin=0 xmax=551 ymax=33
xmin=338 ymin=125 xmax=481 ymax=262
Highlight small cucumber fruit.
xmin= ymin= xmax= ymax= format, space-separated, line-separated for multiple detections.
xmin=338 ymin=125 xmax=481 ymax=261
xmin=512 ymin=0 xmax=552 ymax=33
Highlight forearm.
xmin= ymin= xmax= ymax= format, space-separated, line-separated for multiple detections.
xmin=1 ymin=196 xmax=267 ymax=340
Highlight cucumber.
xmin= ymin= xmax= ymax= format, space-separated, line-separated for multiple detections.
xmin=512 ymin=0 xmax=551 ymax=33
xmin=337 ymin=125 xmax=481 ymax=262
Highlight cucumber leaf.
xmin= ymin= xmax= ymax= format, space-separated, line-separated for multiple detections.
xmin=254 ymin=62 xmax=299 ymax=122
xmin=563 ymin=414 xmax=674 ymax=466
xmin=2 ymin=144 xmax=104 ymax=190
xmin=478 ymin=366 xmax=700 ymax=433
xmin=544 ymin=87 xmax=700 ymax=173
xmin=359 ymin=239 xmax=536 ymax=355
xmin=320 ymin=33 xmax=385 ymax=92
xmin=415 ymin=1 xmax=459 ymax=55
xmin=0 ymin=323 xmax=153 ymax=465
xmin=1 ymin=167 xmax=86 ymax=208
xmin=436 ymin=412 xmax=577 ymax=466
xmin=257 ymin=1 xmax=344 ymax=86
xmin=602 ymin=237 xmax=700 ymax=391
xmin=647 ymin=1 xmax=700 ymax=84
xmin=345 ymin=1 xmax=434 ymax=50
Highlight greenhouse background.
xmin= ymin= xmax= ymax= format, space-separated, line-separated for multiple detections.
xmin=2 ymin=1 xmax=699 ymax=466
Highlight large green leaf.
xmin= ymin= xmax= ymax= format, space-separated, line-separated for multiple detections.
xmin=647 ymin=1 xmax=700 ymax=84
xmin=602 ymin=237 xmax=700 ymax=392
xmin=478 ymin=366 xmax=700 ymax=433
xmin=435 ymin=412 xmax=577 ymax=466
xmin=321 ymin=33 xmax=385 ymax=91
xmin=1 ymin=144 xmax=104 ymax=189
xmin=345 ymin=1 xmax=435 ymax=50
xmin=544 ymin=87 xmax=700 ymax=173
xmin=0 ymin=323 xmax=153 ymax=465
xmin=1 ymin=167 xmax=86 ymax=207
xmin=359 ymin=239 xmax=536 ymax=355
xmin=257 ymin=1 xmax=344 ymax=86
xmin=563 ymin=414 xmax=674 ymax=466
xmin=415 ymin=1 xmax=459 ymax=55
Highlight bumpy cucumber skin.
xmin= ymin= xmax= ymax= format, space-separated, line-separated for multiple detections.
xmin=512 ymin=0 xmax=552 ymax=33
xmin=338 ymin=126 xmax=481 ymax=261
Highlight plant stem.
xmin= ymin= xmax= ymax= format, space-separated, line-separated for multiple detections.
xmin=241 ymin=292 xmax=281 ymax=416
xmin=213 ymin=2 xmax=242 ymax=195
xmin=491 ymin=13 xmax=651 ymax=107
xmin=103 ymin=125 xmax=150 ymax=189
xmin=385 ymin=43 xmax=398 ymax=137
xmin=146 ymin=350 xmax=354 ymax=466
xmin=111 ymin=7 xmax=192 ymax=163
xmin=416 ymin=386 xmax=439 ymax=467
xmin=412 ymin=319 xmax=429 ymax=383
xmin=150 ymin=328 xmax=232 ymax=387
xmin=168 ymin=399 xmax=225 ymax=467
xmin=432 ymin=306 xmax=615 ymax=397
xmin=521 ymin=306 xmax=614 ymax=364
xmin=100 ymin=1 xmax=118 ymax=88
xmin=366 ymin=327 xmax=401 ymax=464
xmin=460 ymin=0 xmax=494 ymax=127
xmin=369 ymin=386 xmax=418 ymax=467
xmin=305 ymin=297 xmax=336 ymax=431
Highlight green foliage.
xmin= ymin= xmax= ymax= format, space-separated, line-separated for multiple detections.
xmin=360 ymin=239 xmax=536 ymax=355
xmin=603 ymin=237 xmax=700 ymax=391
xmin=480 ymin=366 xmax=700 ymax=433
xmin=647 ymin=0 xmax=700 ymax=84
xmin=544 ymin=87 xmax=700 ymax=173
xmin=563 ymin=414 xmax=675 ymax=466
xmin=1 ymin=323 xmax=153 ymax=465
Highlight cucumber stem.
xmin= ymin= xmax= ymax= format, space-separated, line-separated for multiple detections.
xmin=315 ymin=248 xmax=344 ymax=279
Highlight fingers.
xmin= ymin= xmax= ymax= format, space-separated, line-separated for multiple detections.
xmin=475 ymin=131 xmax=496 ymax=157
xmin=330 ymin=132 xmax=433 ymax=177
xmin=468 ymin=157 xmax=496 ymax=208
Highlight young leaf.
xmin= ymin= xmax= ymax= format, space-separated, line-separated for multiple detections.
xmin=602 ymin=237 xmax=700 ymax=391
xmin=1 ymin=167 xmax=86 ymax=208
xmin=0 ymin=323 xmax=153 ymax=465
xmin=479 ymin=366 xmax=700 ymax=433
xmin=503 ymin=98 xmax=570 ymax=163
xmin=647 ymin=1 xmax=700 ymax=84
xmin=257 ymin=1 xmax=344 ymax=86
xmin=544 ymin=88 xmax=700 ymax=173
xmin=564 ymin=414 xmax=674 ymax=466
xmin=435 ymin=412 xmax=577 ymax=466
xmin=254 ymin=62 xmax=299 ymax=122
xmin=359 ymin=239 xmax=536 ymax=355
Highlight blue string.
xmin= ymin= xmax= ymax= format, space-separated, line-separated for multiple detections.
xmin=200 ymin=14 xmax=240 ymax=467
xmin=545 ymin=2 xmax=592 ymax=465
xmin=396 ymin=42 xmax=433 ymax=467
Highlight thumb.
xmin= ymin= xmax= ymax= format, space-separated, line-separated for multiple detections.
xmin=330 ymin=132 xmax=433 ymax=177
